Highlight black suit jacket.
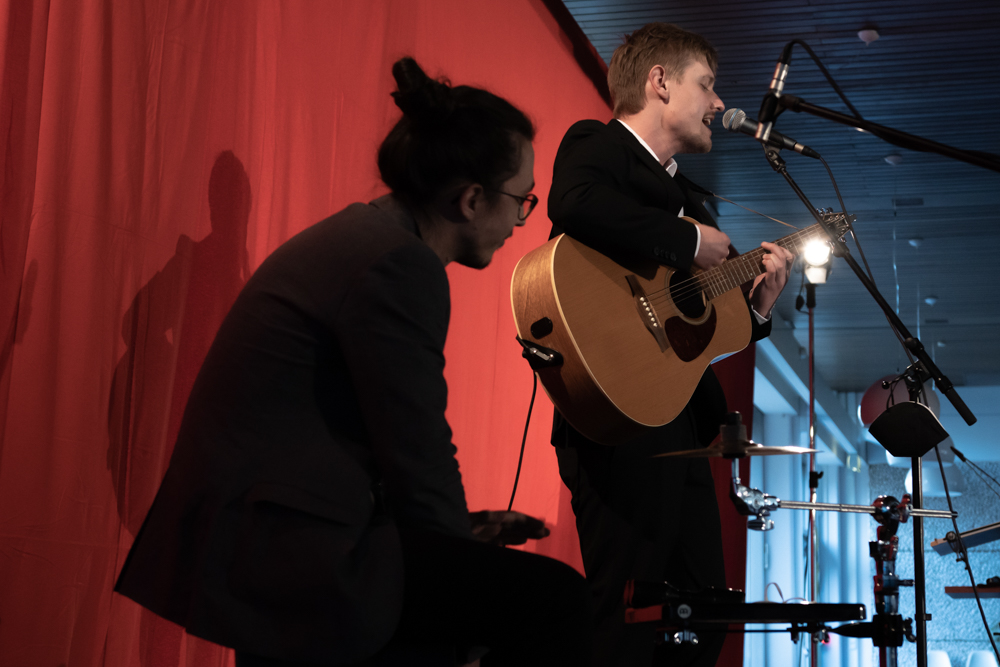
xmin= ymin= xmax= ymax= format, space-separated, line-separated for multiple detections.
xmin=115 ymin=196 xmax=472 ymax=664
xmin=548 ymin=119 xmax=770 ymax=448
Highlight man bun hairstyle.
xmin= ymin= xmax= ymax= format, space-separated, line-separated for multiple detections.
xmin=607 ymin=23 xmax=718 ymax=118
xmin=378 ymin=57 xmax=535 ymax=211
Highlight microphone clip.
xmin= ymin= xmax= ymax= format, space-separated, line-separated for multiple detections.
xmin=764 ymin=145 xmax=788 ymax=175
xmin=758 ymin=42 xmax=795 ymax=143
xmin=756 ymin=95 xmax=787 ymax=144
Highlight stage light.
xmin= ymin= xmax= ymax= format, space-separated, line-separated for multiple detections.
xmin=803 ymin=239 xmax=831 ymax=266
xmin=803 ymin=239 xmax=832 ymax=284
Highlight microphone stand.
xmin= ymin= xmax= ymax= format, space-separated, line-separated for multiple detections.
xmin=911 ymin=449 xmax=928 ymax=667
xmin=759 ymin=145 xmax=978 ymax=667
xmin=778 ymin=95 xmax=1000 ymax=174
xmin=760 ymin=146 xmax=976 ymax=427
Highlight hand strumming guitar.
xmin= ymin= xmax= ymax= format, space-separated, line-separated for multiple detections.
xmin=693 ymin=224 xmax=731 ymax=270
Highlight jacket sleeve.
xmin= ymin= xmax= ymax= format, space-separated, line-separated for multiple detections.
xmin=336 ymin=242 xmax=471 ymax=539
xmin=548 ymin=121 xmax=699 ymax=270
xmin=749 ymin=305 xmax=772 ymax=342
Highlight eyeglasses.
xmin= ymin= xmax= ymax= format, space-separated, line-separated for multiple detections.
xmin=494 ymin=191 xmax=539 ymax=220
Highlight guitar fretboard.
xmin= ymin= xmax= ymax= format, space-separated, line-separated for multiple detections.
xmin=698 ymin=223 xmax=831 ymax=300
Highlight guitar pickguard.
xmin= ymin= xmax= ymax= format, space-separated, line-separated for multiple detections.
xmin=663 ymin=268 xmax=716 ymax=361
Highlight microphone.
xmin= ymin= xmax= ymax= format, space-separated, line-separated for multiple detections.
xmin=723 ymin=108 xmax=820 ymax=159
xmin=757 ymin=42 xmax=794 ymax=144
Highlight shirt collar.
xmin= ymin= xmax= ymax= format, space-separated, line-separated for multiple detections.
xmin=616 ymin=119 xmax=678 ymax=176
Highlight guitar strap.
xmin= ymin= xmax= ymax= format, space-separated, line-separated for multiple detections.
xmin=674 ymin=173 xmax=719 ymax=231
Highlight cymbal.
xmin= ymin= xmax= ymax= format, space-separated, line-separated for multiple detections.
xmin=654 ymin=441 xmax=817 ymax=458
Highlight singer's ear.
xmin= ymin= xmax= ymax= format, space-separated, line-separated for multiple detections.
xmin=647 ymin=64 xmax=670 ymax=103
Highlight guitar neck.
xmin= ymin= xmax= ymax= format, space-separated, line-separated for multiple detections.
xmin=701 ymin=223 xmax=828 ymax=300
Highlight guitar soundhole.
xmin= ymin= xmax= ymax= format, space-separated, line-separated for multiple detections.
xmin=668 ymin=271 xmax=706 ymax=319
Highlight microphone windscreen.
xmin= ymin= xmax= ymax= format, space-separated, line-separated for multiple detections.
xmin=722 ymin=108 xmax=746 ymax=131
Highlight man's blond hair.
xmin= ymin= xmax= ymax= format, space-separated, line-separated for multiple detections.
xmin=608 ymin=23 xmax=718 ymax=118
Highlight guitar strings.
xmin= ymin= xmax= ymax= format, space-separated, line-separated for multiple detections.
xmin=654 ymin=196 xmax=810 ymax=303
xmin=645 ymin=243 xmax=793 ymax=307
xmin=642 ymin=224 xmax=823 ymax=307
xmin=645 ymin=210 xmax=809 ymax=303
xmin=634 ymin=203 xmax=839 ymax=316
xmin=620 ymin=201 xmax=804 ymax=309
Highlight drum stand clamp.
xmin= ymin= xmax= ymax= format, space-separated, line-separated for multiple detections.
xmin=729 ymin=464 xmax=778 ymax=531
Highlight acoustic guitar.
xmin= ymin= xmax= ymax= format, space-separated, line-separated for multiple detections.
xmin=510 ymin=214 xmax=850 ymax=445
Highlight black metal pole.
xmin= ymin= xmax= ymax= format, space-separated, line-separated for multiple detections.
xmin=807 ymin=282 xmax=819 ymax=667
xmin=911 ymin=456 xmax=928 ymax=667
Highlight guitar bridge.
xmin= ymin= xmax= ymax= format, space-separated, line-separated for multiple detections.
xmin=625 ymin=275 xmax=669 ymax=353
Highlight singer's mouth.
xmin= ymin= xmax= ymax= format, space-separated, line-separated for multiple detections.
xmin=702 ymin=117 xmax=713 ymax=126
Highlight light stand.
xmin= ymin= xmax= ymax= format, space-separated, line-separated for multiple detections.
xmin=806 ymin=281 xmax=821 ymax=667
xmin=799 ymin=245 xmax=830 ymax=666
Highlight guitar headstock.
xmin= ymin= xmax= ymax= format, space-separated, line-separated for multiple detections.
xmin=818 ymin=209 xmax=857 ymax=242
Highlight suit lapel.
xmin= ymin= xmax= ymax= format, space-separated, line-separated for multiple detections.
xmin=606 ymin=120 xmax=687 ymax=216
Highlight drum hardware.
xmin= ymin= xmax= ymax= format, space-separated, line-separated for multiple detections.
xmin=646 ymin=409 xmax=962 ymax=665
xmin=870 ymin=494 xmax=917 ymax=666
xmin=626 ymin=600 xmax=866 ymax=625
xmin=670 ymin=630 xmax=699 ymax=646
xmin=625 ymin=594 xmax=867 ymax=649
xmin=624 ymin=483 xmax=955 ymax=665
xmin=726 ymin=460 xmax=955 ymax=667
xmin=728 ymin=459 xmax=956 ymax=532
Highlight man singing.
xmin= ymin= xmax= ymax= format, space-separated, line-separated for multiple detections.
xmin=547 ymin=23 xmax=793 ymax=666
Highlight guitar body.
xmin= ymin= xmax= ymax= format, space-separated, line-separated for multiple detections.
xmin=511 ymin=232 xmax=751 ymax=446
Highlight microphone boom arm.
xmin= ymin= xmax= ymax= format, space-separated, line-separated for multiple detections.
xmin=779 ymin=94 xmax=1000 ymax=173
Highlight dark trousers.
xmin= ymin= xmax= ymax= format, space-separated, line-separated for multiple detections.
xmin=556 ymin=418 xmax=727 ymax=667
xmin=237 ymin=529 xmax=593 ymax=667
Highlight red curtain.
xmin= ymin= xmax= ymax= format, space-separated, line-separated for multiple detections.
xmin=0 ymin=2 xmax=749 ymax=665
